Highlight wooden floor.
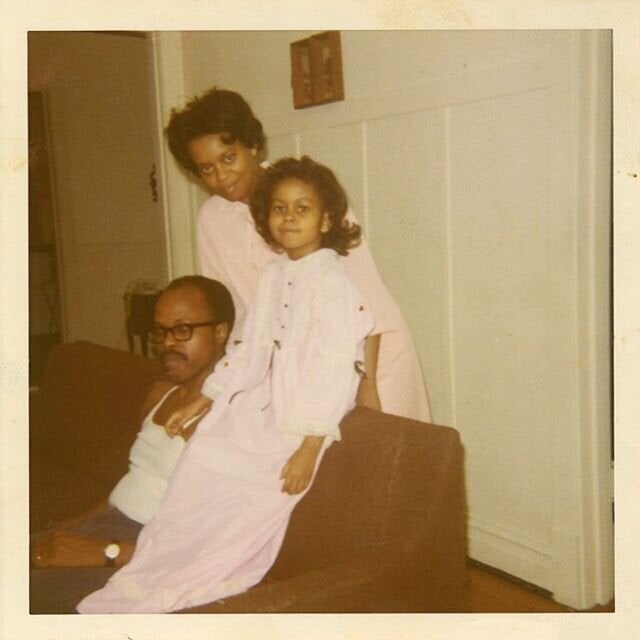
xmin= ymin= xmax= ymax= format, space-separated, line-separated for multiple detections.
xmin=467 ymin=560 xmax=615 ymax=613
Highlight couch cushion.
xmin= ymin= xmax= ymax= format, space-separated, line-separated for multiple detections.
xmin=29 ymin=447 xmax=104 ymax=533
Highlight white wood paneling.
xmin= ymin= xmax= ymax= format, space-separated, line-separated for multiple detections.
xmin=264 ymin=134 xmax=299 ymax=167
xmin=366 ymin=110 xmax=451 ymax=423
xmin=448 ymin=89 xmax=556 ymax=542
xmin=299 ymin=124 xmax=366 ymax=230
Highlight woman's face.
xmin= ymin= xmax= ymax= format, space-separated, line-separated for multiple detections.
xmin=188 ymin=133 xmax=261 ymax=203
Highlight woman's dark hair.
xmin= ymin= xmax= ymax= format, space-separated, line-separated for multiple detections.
xmin=163 ymin=276 xmax=235 ymax=333
xmin=165 ymin=88 xmax=265 ymax=175
xmin=249 ymin=156 xmax=361 ymax=257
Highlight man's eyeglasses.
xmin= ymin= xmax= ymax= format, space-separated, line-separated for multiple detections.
xmin=147 ymin=321 xmax=219 ymax=344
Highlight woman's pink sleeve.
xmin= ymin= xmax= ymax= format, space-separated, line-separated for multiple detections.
xmin=341 ymin=208 xmax=399 ymax=336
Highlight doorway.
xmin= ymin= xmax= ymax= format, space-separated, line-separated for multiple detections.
xmin=28 ymin=31 xmax=167 ymax=360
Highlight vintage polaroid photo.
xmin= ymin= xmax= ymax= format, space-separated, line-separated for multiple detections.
xmin=2 ymin=1 xmax=639 ymax=639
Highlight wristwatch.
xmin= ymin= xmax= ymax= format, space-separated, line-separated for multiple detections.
xmin=104 ymin=541 xmax=121 ymax=567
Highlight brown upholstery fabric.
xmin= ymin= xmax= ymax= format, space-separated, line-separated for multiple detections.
xmin=31 ymin=341 xmax=163 ymax=484
xmin=30 ymin=341 xmax=163 ymax=532
xmin=30 ymin=342 xmax=469 ymax=613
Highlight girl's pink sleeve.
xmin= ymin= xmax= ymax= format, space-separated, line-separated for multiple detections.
xmin=200 ymin=262 xmax=274 ymax=400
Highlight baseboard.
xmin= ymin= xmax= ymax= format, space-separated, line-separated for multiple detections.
xmin=467 ymin=516 xmax=553 ymax=592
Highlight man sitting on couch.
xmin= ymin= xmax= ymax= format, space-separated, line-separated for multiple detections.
xmin=31 ymin=276 xmax=234 ymax=577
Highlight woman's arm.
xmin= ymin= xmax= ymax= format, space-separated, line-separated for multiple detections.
xmin=356 ymin=333 xmax=381 ymax=411
xmin=342 ymin=208 xmax=398 ymax=336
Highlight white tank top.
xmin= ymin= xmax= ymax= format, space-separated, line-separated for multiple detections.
xmin=108 ymin=387 xmax=186 ymax=524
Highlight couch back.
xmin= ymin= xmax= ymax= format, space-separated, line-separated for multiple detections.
xmin=31 ymin=341 xmax=164 ymax=488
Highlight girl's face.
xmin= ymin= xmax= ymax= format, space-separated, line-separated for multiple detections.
xmin=188 ymin=133 xmax=261 ymax=203
xmin=268 ymin=178 xmax=332 ymax=260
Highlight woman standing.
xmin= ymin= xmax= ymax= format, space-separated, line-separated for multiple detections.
xmin=166 ymin=88 xmax=431 ymax=421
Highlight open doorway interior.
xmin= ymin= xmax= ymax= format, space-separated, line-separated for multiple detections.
xmin=28 ymin=31 xmax=168 ymax=372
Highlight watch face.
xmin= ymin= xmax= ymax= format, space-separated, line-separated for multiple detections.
xmin=104 ymin=543 xmax=121 ymax=560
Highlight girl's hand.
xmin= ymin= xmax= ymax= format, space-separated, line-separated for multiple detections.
xmin=164 ymin=409 xmax=191 ymax=438
xmin=180 ymin=421 xmax=199 ymax=442
xmin=280 ymin=436 xmax=324 ymax=495
xmin=164 ymin=395 xmax=212 ymax=438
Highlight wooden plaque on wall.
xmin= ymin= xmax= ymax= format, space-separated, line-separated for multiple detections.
xmin=290 ymin=31 xmax=344 ymax=109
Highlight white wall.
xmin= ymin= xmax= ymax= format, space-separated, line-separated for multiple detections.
xmin=28 ymin=32 xmax=167 ymax=350
xmin=156 ymin=30 xmax=612 ymax=608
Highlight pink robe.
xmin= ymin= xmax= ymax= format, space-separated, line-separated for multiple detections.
xmin=77 ymin=249 xmax=373 ymax=613
xmin=197 ymin=194 xmax=432 ymax=421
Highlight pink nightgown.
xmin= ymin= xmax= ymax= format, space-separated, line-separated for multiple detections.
xmin=197 ymin=194 xmax=431 ymax=422
xmin=77 ymin=249 xmax=373 ymax=613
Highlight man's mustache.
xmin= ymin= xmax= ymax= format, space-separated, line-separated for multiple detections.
xmin=159 ymin=349 xmax=187 ymax=362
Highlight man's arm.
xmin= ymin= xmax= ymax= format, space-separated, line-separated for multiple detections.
xmin=32 ymin=531 xmax=136 ymax=568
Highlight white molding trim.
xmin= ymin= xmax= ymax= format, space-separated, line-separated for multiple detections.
xmin=545 ymin=31 xmax=613 ymax=610
xmin=149 ymin=31 xmax=197 ymax=279
xmin=573 ymin=28 xmax=614 ymax=609
xmin=443 ymin=106 xmax=457 ymax=429
xmin=468 ymin=516 xmax=553 ymax=591
xmin=470 ymin=520 xmax=600 ymax=608
xmin=260 ymin=55 xmax=550 ymax=138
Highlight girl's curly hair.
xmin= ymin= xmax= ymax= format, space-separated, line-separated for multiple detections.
xmin=165 ymin=88 xmax=265 ymax=175
xmin=249 ymin=156 xmax=361 ymax=256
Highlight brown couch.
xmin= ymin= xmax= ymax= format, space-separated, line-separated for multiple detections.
xmin=30 ymin=341 xmax=468 ymax=613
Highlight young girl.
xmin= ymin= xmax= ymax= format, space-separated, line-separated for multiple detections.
xmin=77 ymin=156 xmax=374 ymax=613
